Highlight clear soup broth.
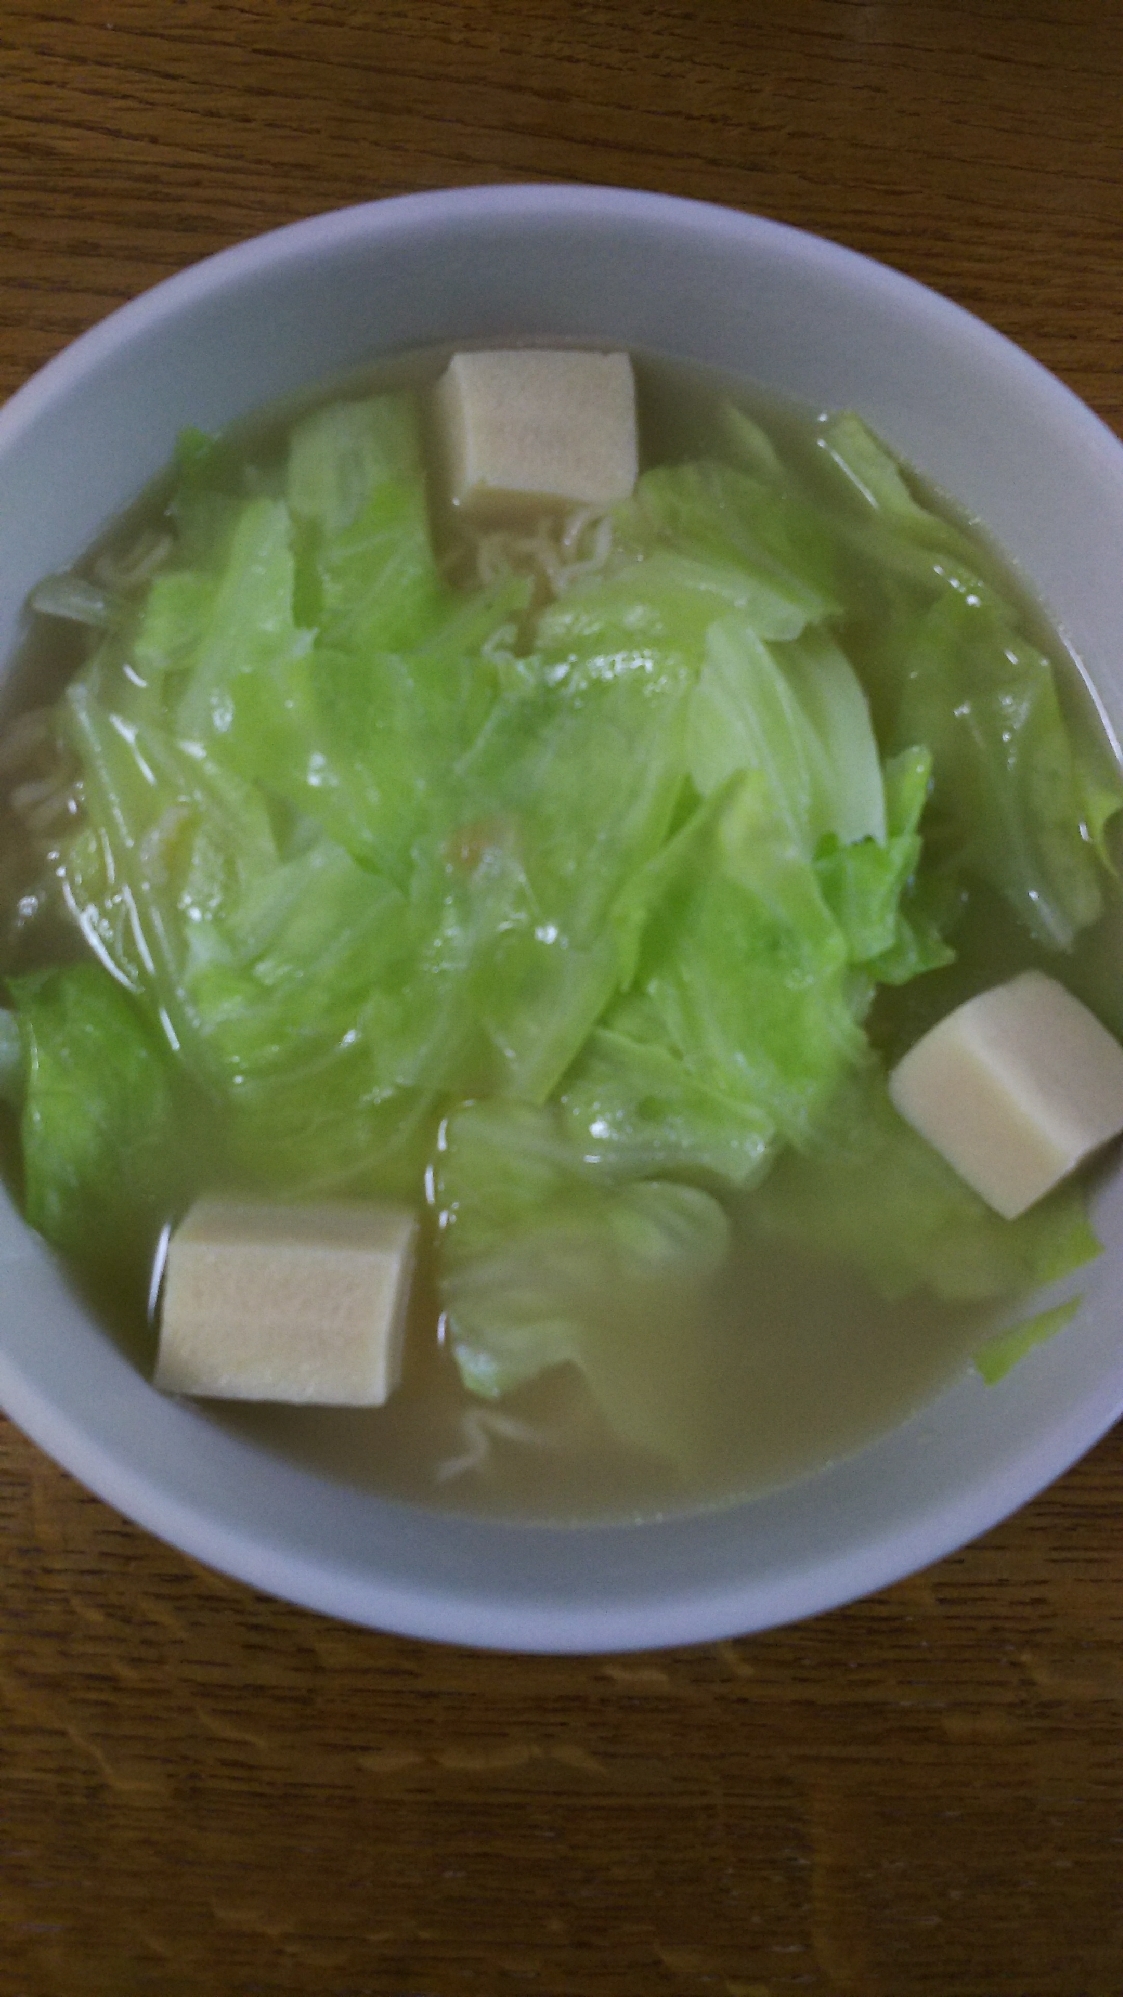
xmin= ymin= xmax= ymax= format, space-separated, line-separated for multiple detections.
xmin=1 ymin=343 xmax=1120 ymax=1523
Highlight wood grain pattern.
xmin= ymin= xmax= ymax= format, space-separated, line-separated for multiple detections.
xmin=2 ymin=4 xmax=1123 ymax=1992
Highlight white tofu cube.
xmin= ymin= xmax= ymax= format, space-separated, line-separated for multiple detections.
xmin=888 ymin=970 xmax=1123 ymax=1218
xmin=435 ymin=348 xmax=638 ymax=520
xmin=154 ymin=1198 xmax=417 ymax=1405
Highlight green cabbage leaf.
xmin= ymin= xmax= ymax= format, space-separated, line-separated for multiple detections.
xmin=435 ymin=1099 xmax=730 ymax=1464
xmin=10 ymin=964 xmax=202 ymax=1269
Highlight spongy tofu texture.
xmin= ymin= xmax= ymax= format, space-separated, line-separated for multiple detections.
xmin=888 ymin=970 xmax=1123 ymax=1218
xmin=155 ymin=1198 xmax=417 ymax=1404
xmin=435 ymin=348 xmax=638 ymax=520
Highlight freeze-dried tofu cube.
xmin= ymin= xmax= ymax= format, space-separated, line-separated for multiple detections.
xmin=888 ymin=970 xmax=1123 ymax=1218
xmin=154 ymin=1198 xmax=417 ymax=1405
xmin=435 ymin=348 xmax=638 ymax=519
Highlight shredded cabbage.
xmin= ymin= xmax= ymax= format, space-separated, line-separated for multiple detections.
xmin=6 ymin=386 xmax=1120 ymax=1425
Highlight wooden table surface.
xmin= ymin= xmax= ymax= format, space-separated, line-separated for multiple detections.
xmin=2 ymin=5 xmax=1122 ymax=1992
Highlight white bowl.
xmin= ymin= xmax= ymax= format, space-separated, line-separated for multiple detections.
xmin=2 ymin=185 xmax=1122 ymax=1652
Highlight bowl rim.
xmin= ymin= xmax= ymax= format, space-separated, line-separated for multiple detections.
xmin=4 ymin=178 xmax=1116 ymax=469
xmin=2 ymin=180 xmax=1122 ymax=1652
